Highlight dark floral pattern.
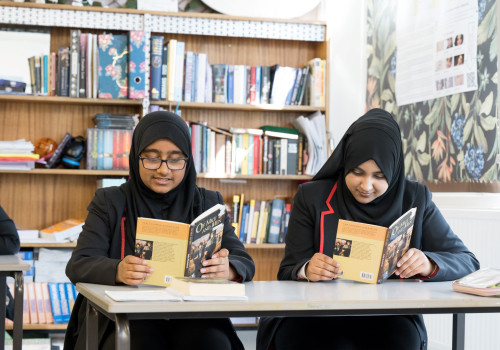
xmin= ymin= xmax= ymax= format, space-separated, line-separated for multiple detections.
xmin=366 ymin=0 xmax=499 ymax=183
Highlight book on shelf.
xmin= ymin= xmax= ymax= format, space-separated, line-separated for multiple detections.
xmin=135 ymin=204 xmax=226 ymax=287
xmin=452 ymin=268 xmax=500 ymax=297
xmin=98 ymin=33 xmax=128 ymax=99
xmin=69 ymin=29 xmax=81 ymax=98
xmin=168 ymin=276 xmax=247 ymax=300
xmin=128 ymin=30 xmax=146 ymax=99
xmin=334 ymin=208 xmax=417 ymax=284
xmin=45 ymin=132 xmax=72 ymax=169
xmin=39 ymin=218 xmax=84 ymax=242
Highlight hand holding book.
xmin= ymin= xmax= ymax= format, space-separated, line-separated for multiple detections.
xmin=304 ymin=253 xmax=342 ymax=282
xmin=200 ymin=248 xmax=238 ymax=280
xmin=394 ymin=248 xmax=435 ymax=279
xmin=116 ymin=255 xmax=154 ymax=286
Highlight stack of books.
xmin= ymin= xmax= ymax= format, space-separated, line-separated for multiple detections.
xmin=0 ymin=139 xmax=39 ymax=170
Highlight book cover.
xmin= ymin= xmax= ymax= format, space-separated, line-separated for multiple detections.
xmin=57 ymin=282 xmax=71 ymax=323
xmin=166 ymin=39 xmax=177 ymax=101
xmin=98 ymin=33 xmax=129 ymax=99
xmin=58 ymin=46 xmax=70 ymax=97
xmin=48 ymin=283 xmax=64 ymax=324
xmin=267 ymin=199 xmax=285 ymax=244
xmin=150 ymin=36 xmax=164 ymax=100
xmin=69 ymin=29 xmax=81 ymax=98
xmin=452 ymin=268 xmax=500 ymax=297
xmin=39 ymin=218 xmax=84 ymax=242
xmin=334 ymin=207 xmax=417 ymax=284
xmin=79 ymin=33 xmax=87 ymax=98
xmin=128 ymin=30 xmax=146 ymax=99
xmin=183 ymin=51 xmax=195 ymax=102
xmin=135 ymin=204 xmax=226 ymax=287
xmin=212 ymin=64 xmax=228 ymax=103
xmin=169 ymin=276 xmax=246 ymax=299
xmin=173 ymin=40 xmax=185 ymax=102
xmin=45 ymin=132 xmax=72 ymax=169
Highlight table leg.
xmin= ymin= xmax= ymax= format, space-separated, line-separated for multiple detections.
xmin=86 ymin=302 xmax=99 ymax=350
xmin=452 ymin=313 xmax=465 ymax=350
xmin=0 ymin=275 xmax=6 ymax=349
xmin=12 ymin=272 xmax=24 ymax=350
xmin=114 ymin=314 xmax=130 ymax=350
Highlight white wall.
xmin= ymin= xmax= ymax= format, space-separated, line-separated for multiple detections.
xmin=324 ymin=1 xmax=367 ymax=147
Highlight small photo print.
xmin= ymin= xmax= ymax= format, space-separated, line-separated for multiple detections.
xmin=455 ymin=74 xmax=464 ymax=86
xmin=446 ymin=37 xmax=453 ymax=49
xmin=334 ymin=238 xmax=352 ymax=257
xmin=446 ymin=76 xmax=454 ymax=88
xmin=135 ymin=239 xmax=153 ymax=260
xmin=445 ymin=57 xmax=453 ymax=69
xmin=454 ymin=54 xmax=464 ymax=66
xmin=455 ymin=34 xmax=463 ymax=46
xmin=436 ymin=79 xmax=445 ymax=91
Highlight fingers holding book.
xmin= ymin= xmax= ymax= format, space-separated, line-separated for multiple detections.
xmin=200 ymin=248 xmax=237 ymax=280
xmin=306 ymin=253 xmax=342 ymax=282
xmin=394 ymin=248 xmax=434 ymax=279
xmin=116 ymin=255 xmax=154 ymax=285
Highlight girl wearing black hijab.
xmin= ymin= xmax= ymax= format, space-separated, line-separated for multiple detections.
xmin=256 ymin=108 xmax=479 ymax=350
xmin=65 ymin=111 xmax=255 ymax=350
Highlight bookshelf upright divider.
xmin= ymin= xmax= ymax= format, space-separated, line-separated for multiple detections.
xmin=0 ymin=2 xmax=328 ymax=291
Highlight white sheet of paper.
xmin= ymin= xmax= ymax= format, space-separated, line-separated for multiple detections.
xmin=396 ymin=0 xmax=478 ymax=106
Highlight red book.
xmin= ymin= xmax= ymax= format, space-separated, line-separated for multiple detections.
xmin=249 ymin=66 xmax=256 ymax=104
xmin=253 ymin=134 xmax=260 ymax=174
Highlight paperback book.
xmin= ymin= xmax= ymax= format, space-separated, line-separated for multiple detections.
xmin=334 ymin=208 xmax=417 ymax=284
xmin=135 ymin=204 xmax=226 ymax=287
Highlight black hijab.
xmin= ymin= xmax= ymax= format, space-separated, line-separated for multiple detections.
xmin=312 ymin=108 xmax=406 ymax=227
xmin=121 ymin=111 xmax=203 ymax=249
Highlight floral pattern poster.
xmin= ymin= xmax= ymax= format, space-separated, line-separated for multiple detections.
xmin=366 ymin=0 xmax=499 ymax=183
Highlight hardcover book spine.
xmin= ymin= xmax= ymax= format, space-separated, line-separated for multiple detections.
xmin=167 ymin=39 xmax=177 ymax=101
xmin=268 ymin=199 xmax=285 ymax=244
xmin=227 ymin=65 xmax=234 ymax=104
xmin=69 ymin=29 xmax=81 ymax=98
xmin=183 ymin=51 xmax=194 ymax=102
xmin=286 ymin=138 xmax=298 ymax=175
xmin=43 ymin=54 xmax=48 ymax=95
xmin=78 ymin=33 xmax=87 ymax=97
xmin=98 ymin=34 xmax=129 ymax=99
xmin=150 ymin=36 xmax=164 ymax=100
xmin=48 ymin=283 xmax=63 ymax=324
xmin=57 ymin=283 xmax=71 ymax=323
xmin=160 ymin=44 xmax=168 ymax=100
xmin=128 ymin=30 xmax=146 ymax=99
xmin=173 ymin=41 xmax=185 ymax=102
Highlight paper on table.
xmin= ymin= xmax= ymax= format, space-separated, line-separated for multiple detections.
xmin=105 ymin=289 xmax=182 ymax=302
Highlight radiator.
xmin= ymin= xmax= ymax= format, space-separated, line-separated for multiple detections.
xmin=424 ymin=193 xmax=500 ymax=350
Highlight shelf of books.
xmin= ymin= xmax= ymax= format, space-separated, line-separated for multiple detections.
xmin=0 ymin=2 xmax=329 ymax=317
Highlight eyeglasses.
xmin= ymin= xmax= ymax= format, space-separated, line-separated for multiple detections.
xmin=139 ymin=156 xmax=188 ymax=170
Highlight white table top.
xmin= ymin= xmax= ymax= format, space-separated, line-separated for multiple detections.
xmin=77 ymin=280 xmax=500 ymax=316
xmin=0 ymin=255 xmax=30 ymax=272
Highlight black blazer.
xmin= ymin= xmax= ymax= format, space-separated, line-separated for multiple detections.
xmin=65 ymin=186 xmax=254 ymax=350
xmin=257 ymin=178 xmax=479 ymax=350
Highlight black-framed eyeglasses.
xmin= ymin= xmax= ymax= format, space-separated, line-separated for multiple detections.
xmin=139 ymin=156 xmax=188 ymax=170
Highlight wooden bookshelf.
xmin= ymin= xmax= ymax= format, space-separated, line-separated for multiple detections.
xmin=0 ymin=3 xmax=328 ymax=286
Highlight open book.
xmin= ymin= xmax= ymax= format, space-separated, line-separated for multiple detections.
xmin=452 ymin=268 xmax=500 ymax=297
xmin=135 ymin=204 xmax=225 ymax=287
xmin=334 ymin=208 xmax=417 ymax=284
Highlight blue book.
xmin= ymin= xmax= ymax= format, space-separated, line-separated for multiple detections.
xmin=227 ymin=65 xmax=234 ymax=104
xmin=255 ymin=66 xmax=261 ymax=104
xmin=43 ymin=54 xmax=48 ymax=94
xmin=98 ymin=34 xmax=128 ymax=99
xmin=128 ymin=30 xmax=146 ymax=99
xmin=267 ymin=199 xmax=285 ymax=243
xmin=149 ymin=36 xmax=164 ymax=100
xmin=239 ymin=204 xmax=250 ymax=243
xmin=17 ymin=250 xmax=33 ymax=260
xmin=96 ymin=129 xmax=104 ymax=170
xmin=58 ymin=283 xmax=71 ymax=323
xmin=103 ymin=130 xmax=113 ymax=170
xmin=48 ymin=283 xmax=64 ymax=324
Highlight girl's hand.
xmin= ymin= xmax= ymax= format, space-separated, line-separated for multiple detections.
xmin=200 ymin=249 xmax=237 ymax=280
xmin=116 ymin=255 xmax=153 ymax=285
xmin=394 ymin=248 xmax=434 ymax=278
xmin=306 ymin=253 xmax=342 ymax=281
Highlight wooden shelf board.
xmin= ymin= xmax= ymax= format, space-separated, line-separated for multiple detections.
xmin=0 ymin=94 xmax=142 ymax=106
xmin=0 ymin=169 xmax=129 ymax=176
xmin=244 ymin=243 xmax=285 ymax=249
xmin=153 ymin=101 xmax=325 ymax=112
xmin=6 ymin=323 xmax=67 ymax=331
xmin=21 ymin=242 xmax=77 ymax=248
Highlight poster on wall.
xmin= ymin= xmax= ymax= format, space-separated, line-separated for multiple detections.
xmin=395 ymin=0 xmax=478 ymax=106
